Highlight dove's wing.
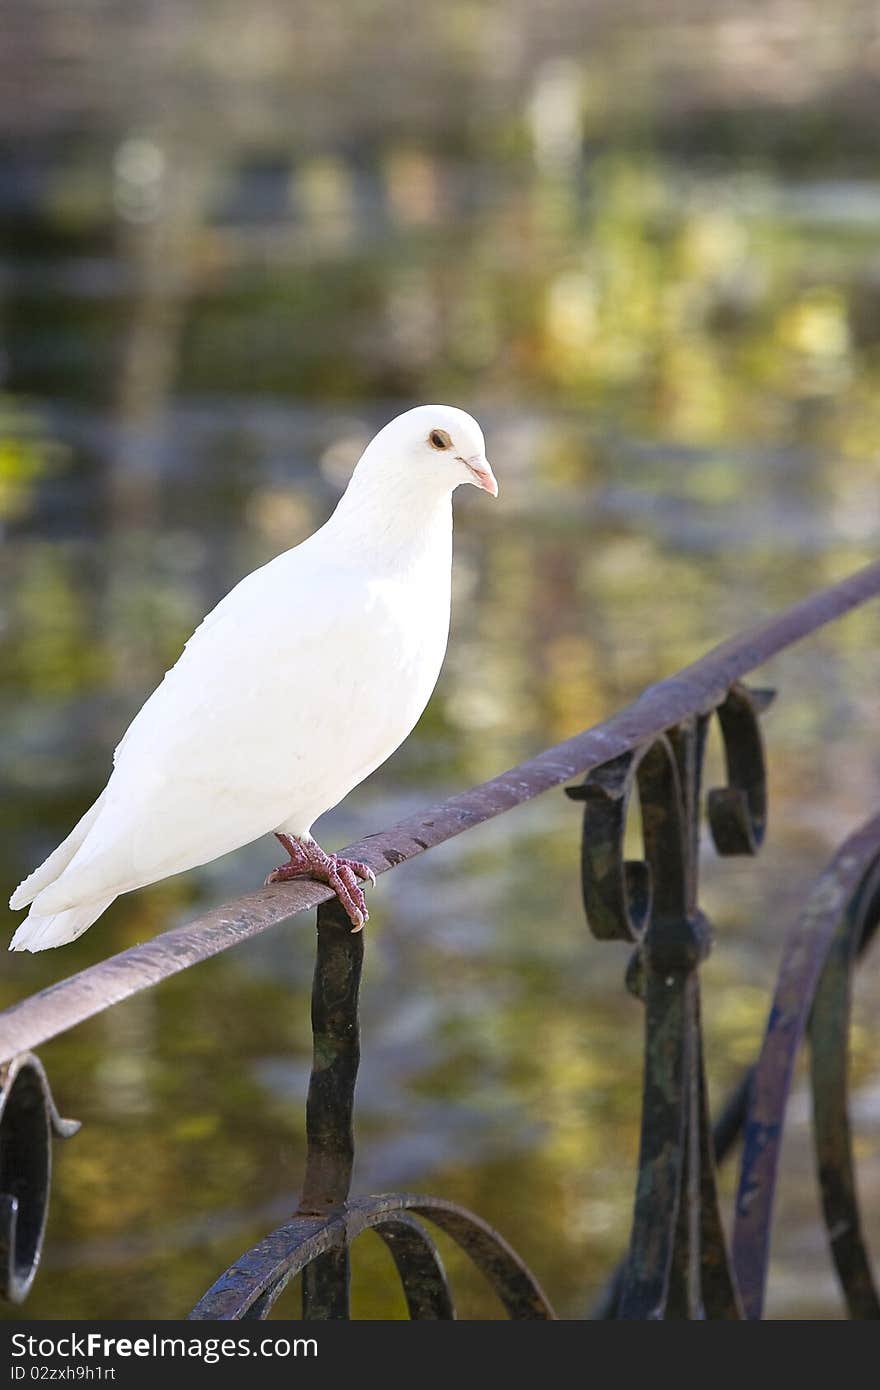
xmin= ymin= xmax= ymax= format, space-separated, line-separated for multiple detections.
xmin=33 ymin=546 xmax=442 ymax=913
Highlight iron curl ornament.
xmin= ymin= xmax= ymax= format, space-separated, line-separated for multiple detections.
xmin=566 ymin=681 xmax=773 ymax=1318
xmin=569 ymin=685 xmax=880 ymax=1320
xmin=190 ymin=898 xmax=554 ymax=1321
xmin=731 ymin=813 xmax=880 ymax=1319
xmin=808 ymin=846 xmax=880 ymax=1319
xmin=0 ymin=1052 xmax=79 ymax=1304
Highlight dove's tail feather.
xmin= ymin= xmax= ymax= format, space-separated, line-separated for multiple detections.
xmin=9 ymin=791 xmax=108 ymax=911
xmin=9 ymin=896 xmax=115 ymax=952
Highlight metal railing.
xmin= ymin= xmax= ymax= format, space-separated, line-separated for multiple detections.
xmin=1 ymin=559 xmax=879 ymax=1318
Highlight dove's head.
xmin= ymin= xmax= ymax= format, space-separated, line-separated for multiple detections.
xmin=359 ymin=405 xmax=498 ymax=500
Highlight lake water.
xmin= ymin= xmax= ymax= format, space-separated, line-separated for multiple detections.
xmin=1 ymin=48 xmax=879 ymax=1317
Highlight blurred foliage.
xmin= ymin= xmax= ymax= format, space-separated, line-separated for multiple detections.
xmin=1 ymin=1 xmax=879 ymax=1321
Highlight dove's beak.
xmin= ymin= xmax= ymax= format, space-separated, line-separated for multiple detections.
xmin=464 ymin=455 xmax=499 ymax=498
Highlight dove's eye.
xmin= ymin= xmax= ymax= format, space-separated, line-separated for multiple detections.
xmin=429 ymin=429 xmax=452 ymax=451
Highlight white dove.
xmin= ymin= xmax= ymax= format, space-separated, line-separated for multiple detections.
xmin=9 ymin=405 xmax=497 ymax=951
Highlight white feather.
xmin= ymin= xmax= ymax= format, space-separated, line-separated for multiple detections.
xmin=10 ymin=898 xmax=115 ymax=952
xmin=9 ymin=791 xmax=107 ymax=910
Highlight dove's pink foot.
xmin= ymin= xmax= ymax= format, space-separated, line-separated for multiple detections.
xmin=265 ymin=833 xmax=376 ymax=932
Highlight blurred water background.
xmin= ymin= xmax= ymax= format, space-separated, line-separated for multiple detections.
xmin=1 ymin=1 xmax=879 ymax=1319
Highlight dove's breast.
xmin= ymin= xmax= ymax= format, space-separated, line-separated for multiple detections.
xmin=276 ymin=556 xmax=452 ymax=834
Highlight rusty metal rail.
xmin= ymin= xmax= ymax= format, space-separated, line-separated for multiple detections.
xmin=1 ymin=558 xmax=879 ymax=1318
xmin=2 ymin=559 xmax=879 ymax=1065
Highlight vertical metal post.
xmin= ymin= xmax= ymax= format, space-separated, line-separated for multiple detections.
xmin=298 ymin=896 xmax=364 ymax=1318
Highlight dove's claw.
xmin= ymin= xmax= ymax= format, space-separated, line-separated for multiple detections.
xmin=327 ymin=862 xmax=368 ymax=932
xmin=340 ymin=858 xmax=376 ymax=888
xmin=266 ymin=833 xmax=374 ymax=931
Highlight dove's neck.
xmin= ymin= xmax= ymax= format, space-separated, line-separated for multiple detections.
xmin=325 ymin=467 xmax=454 ymax=580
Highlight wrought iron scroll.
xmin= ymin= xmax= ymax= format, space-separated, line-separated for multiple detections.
xmin=571 ymin=686 xmax=880 ymax=1320
xmin=808 ymin=846 xmax=880 ymax=1319
xmin=566 ymin=682 xmax=771 ymax=1318
xmin=0 ymin=1053 xmax=79 ymax=1304
xmin=190 ymin=897 xmax=555 ymax=1320
xmin=731 ymin=813 xmax=880 ymax=1319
